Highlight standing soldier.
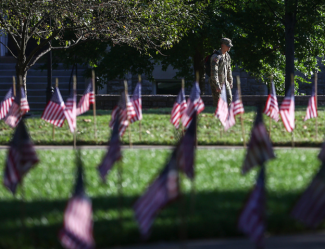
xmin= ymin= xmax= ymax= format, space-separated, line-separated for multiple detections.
xmin=209 ymin=38 xmax=233 ymax=106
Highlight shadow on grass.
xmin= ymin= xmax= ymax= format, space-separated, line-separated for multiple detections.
xmin=0 ymin=189 xmax=314 ymax=249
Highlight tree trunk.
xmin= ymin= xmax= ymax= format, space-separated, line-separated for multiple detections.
xmin=284 ymin=4 xmax=295 ymax=94
xmin=193 ymin=48 xmax=205 ymax=94
xmin=15 ymin=62 xmax=28 ymax=96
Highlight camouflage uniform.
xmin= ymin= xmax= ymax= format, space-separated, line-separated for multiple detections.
xmin=209 ymin=39 xmax=233 ymax=106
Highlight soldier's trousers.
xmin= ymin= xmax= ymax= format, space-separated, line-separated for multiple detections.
xmin=209 ymin=80 xmax=232 ymax=107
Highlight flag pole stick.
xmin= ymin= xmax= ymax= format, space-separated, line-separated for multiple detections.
xmin=53 ymin=78 xmax=58 ymax=140
xmin=236 ymin=76 xmax=246 ymax=147
xmin=291 ymin=74 xmax=295 ymax=148
xmin=181 ymin=78 xmax=185 ymax=137
xmin=269 ymin=75 xmax=273 ymax=137
xmin=92 ymin=70 xmax=97 ymax=141
xmin=124 ymin=80 xmax=132 ymax=148
xmin=13 ymin=76 xmax=16 ymax=97
xmin=315 ymin=70 xmax=318 ymax=141
xmin=73 ymin=76 xmax=77 ymax=149
xmin=138 ymin=75 xmax=142 ymax=142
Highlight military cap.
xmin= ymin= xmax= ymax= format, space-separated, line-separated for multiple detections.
xmin=220 ymin=38 xmax=233 ymax=47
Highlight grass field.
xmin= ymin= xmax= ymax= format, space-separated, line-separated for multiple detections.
xmin=0 ymin=148 xmax=323 ymax=249
xmin=0 ymin=106 xmax=323 ymax=146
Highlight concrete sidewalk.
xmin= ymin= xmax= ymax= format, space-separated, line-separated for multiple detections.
xmin=111 ymin=232 xmax=325 ymax=249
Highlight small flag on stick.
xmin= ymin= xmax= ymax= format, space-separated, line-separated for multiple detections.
xmin=279 ymin=85 xmax=295 ymax=132
xmin=59 ymin=154 xmax=95 ymax=249
xmin=238 ymin=166 xmax=266 ymax=248
xmin=98 ymin=115 xmax=122 ymax=182
xmin=171 ymin=88 xmax=187 ymax=129
xmin=0 ymin=87 xmax=14 ymax=120
xmin=109 ymin=92 xmax=135 ymax=136
xmin=133 ymin=149 xmax=179 ymax=239
xmin=5 ymin=87 xmax=29 ymax=128
xmin=232 ymin=89 xmax=244 ymax=117
xmin=215 ymin=84 xmax=228 ymax=128
xmin=304 ymin=82 xmax=317 ymax=121
xmin=41 ymin=87 xmax=66 ymax=127
xmin=130 ymin=81 xmax=142 ymax=123
xmin=264 ymin=78 xmax=279 ymax=122
xmin=181 ymin=82 xmax=204 ymax=128
xmin=224 ymin=106 xmax=236 ymax=131
xmin=64 ymin=84 xmax=77 ymax=133
xmin=242 ymin=109 xmax=275 ymax=174
xmin=76 ymin=81 xmax=95 ymax=116
xmin=3 ymin=120 xmax=39 ymax=194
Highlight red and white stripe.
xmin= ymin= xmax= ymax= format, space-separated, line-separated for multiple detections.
xmin=130 ymin=98 xmax=142 ymax=123
xmin=264 ymin=95 xmax=279 ymax=122
xmin=77 ymin=92 xmax=95 ymax=116
xmin=224 ymin=104 xmax=236 ymax=131
xmin=64 ymin=93 xmax=77 ymax=133
xmin=42 ymin=102 xmax=66 ymax=127
xmin=280 ymin=94 xmax=295 ymax=132
xmin=4 ymin=102 xmax=21 ymax=128
xmin=0 ymin=88 xmax=14 ymax=120
xmin=215 ymin=85 xmax=228 ymax=128
xmin=304 ymin=95 xmax=317 ymax=121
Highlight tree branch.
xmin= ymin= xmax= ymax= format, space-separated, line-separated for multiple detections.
xmin=26 ymin=47 xmax=51 ymax=71
xmin=0 ymin=16 xmax=20 ymax=50
xmin=0 ymin=41 xmax=17 ymax=59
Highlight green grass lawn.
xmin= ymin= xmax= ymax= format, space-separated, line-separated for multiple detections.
xmin=0 ymin=148 xmax=323 ymax=248
xmin=0 ymin=106 xmax=323 ymax=146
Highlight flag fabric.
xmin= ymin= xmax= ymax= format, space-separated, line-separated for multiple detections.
xmin=263 ymin=79 xmax=279 ymax=122
xmin=291 ymin=162 xmax=325 ymax=228
xmin=41 ymin=87 xmax=66 ymax=127
xmin=3 ymin=120 xmax=39 ymax=194
xmin=0 ymin=87 xmax=14 ymax=120
xmin=238 ymin=166 xmax=265 ymax=248
xmin=59 ymin=156 xmax=95 ymax=249
xmin=304 ymin=83 xmax=317 ymax=122
xmin=215 ymin=84 xmax=228 ymax=127
xmin=97 ymin=116 xmax=122 ymax=182
xmin=224 ymin=105 xmax=236 ymax=131
xmin=130 ymin=82 xmax=142 ymax=123
xmin=232 ymin=89 xmax=244 ymax=116
xmin=134 ymin=149 xmax=179 ymax=239
xmin=318 ymin=142 xmax=325 ymax=163
xmin=109 ymin=92 xmax=135 ymax=136
xmin=279 ymin=85 xmax=295 ymax=132
xmin=177 ymin=112 xmax=196 ymax=179
xmin=242 ymin=109 xmax=275 ymax=174
xmin=181 ymin=82 xmax=204 ymax=128
xmin=5 ymin=87 xmax=29 ymax=128
xmin=170 ymin=88 xmax=187 ymax=129
xmin=76 ymin=82 xmax=95 ymax=116
xmin=64 ymin=90 xmax=77 ymax=133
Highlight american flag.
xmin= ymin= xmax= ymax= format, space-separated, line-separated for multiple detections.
xmin=41 ymin=87 xmax=66 ymax=127
xmin=170 ymin=88 xmax=187 ymax=129
xmin=215 ymin=84 xmax=228 ymax=128
xmin=279 ymin=85 xmax=295 ymax=132
xmin=263 ymin=79 xmax=279 ymax=122
xmin=291 ymin=162 xmax=325 ymax=228
xmin=5 ymin=87 xmax=29 ymax=128
xmin=64 ymin=89 xmax=77 ymax=133
xmin=238 ymin=165 xmax=265 ymax=248
xmin=177 ymin=111 xmax=196 ymax=179
xmin=181 ymin=82 xmax=204 ymax=128
xmin=242 ymin=109 xmax=275 ymax=174
xmin=59 ymin=157 xmax=95 ymax=249
xmin=134 ymin=149 xmax=179 ymax=239
xmin=109 ymin=92 xmax=135 ymax=136
xmin=97 ymin=116 xmax=122 ymax=182
xmin=3 ymin=120 xmax=39 ymax=194
xmin=224 ymin=104 xmax=236 ymax=131
xmin=130 ymin=82 xmax=142 ymax=123
xmin=304 ymin=83 xmax=317 ymax=122
xmin=0 ymin=87 xmax=14 ymax=120
xmin=232 ymin=89 xmax=244 ymax=116
xmin=76 ymin=82 xmax=95 ymax=116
